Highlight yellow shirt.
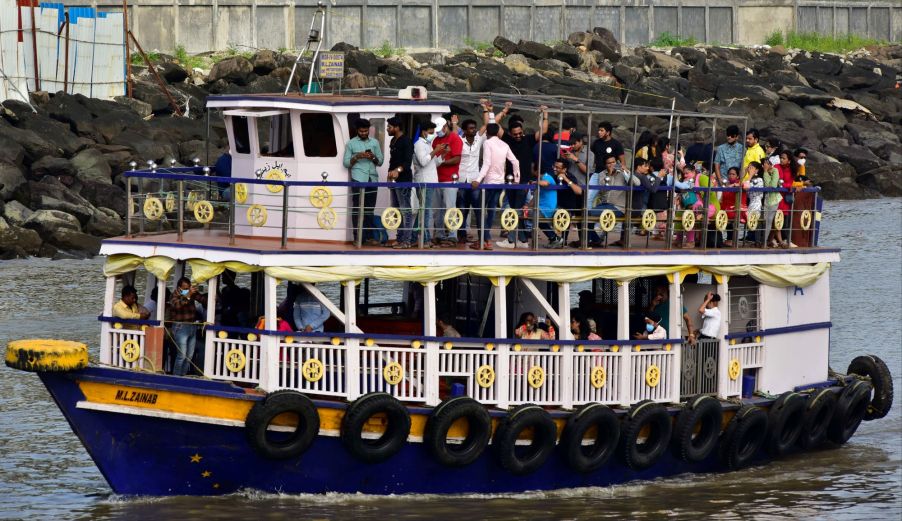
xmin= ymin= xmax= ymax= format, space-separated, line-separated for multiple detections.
xmin=112 ymin=300 xmax=142 ymax=320
xmin=742 ymin=143 xmax=766 ymax=176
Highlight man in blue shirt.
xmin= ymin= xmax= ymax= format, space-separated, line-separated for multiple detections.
xmin=342 ymin=119 xmax=384 ymax=245
xmin=714 ymin=125 xmax=744 ymax=185
xmin=293 ymin=285 xmax=330 ymax=332
xmin=537 ymin=158 xmax=569 ymax=249
xmin=533 ymin=131 xmax=559 ymax=180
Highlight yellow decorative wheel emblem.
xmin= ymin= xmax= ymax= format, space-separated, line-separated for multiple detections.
xmin=234 ymin=183 xmax=248 ymax=204
xmin=714 ymin=210 xmax=728 ymax=231
xmin=800 ymin=210 xmax=812 ymax=231
xmin=773 ymin=211 xmax=784 ymax=230
xmin=246 ymin=204 xmax=268 ymax=227
xmin=728 ymin=359 xmax=741 ymax=380
xmin=641 ymin=209 xmax=657 ymax=231
xmin=143 ymin=197 xmax=164 ymax=221
xmin=598 ymin=209 xmax=616 ymax=232
xmin=217 ymin=330 xmax=228 ymax=339
xmin=264 ymin=169 xmax=286 ymax=193
xmin=476 ymin=364 xmax=495 ymax=388
xmin=444 ymin=208 xmax=464 ymax=231
xmin=302 ymin=358 xmax=325 ymax=382
xmin=113 ymin=322 xmax=122 ymax=330
xmin=165 ymin=193 xmax=176 ymax=212
xmin=681 ymin=209 xmax=695 ymax=231
xmin=747 ymin=211 xmax=760 ymax=231
xmin=527 ymin=365 xmax=545 ymax=389
xmin=119 ymin=339 xmax=141 ymax=363
xmin=552 ymin=209 xmax=571 ymax=232
xmin=186 ymin=191 xmax=200 ymax=211
xmin=591 ymin=365 xmax=606 ymax=389
xmin=194 ymin=201 xmax=214 ymax=223
xmin=309 ymin=186 xmax=333 ymax=208
xmin=500 ymin=208 xmax=519 ymax=231
xmin=645 ymin=364 xmax=661 ymax=388
xmin=317 ymin=207 xmax=337 ymax=230
xmin=381 ymin=207 xmax=401 ymax=231
xmin=225 ymin=349 xmax=247 ymax=373
xmin=383 ymin=362 xmax=404 ymax=385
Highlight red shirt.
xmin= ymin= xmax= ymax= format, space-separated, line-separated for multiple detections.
xmin=433 ymin=132 xmax=463 ymax=182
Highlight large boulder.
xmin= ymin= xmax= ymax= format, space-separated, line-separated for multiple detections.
xmin=822 ymin=143 xmax=884 ymax=173
xmin=809 ymin=162 xmax=873 ymax=200
xmin=35 ymin=195 xmax=95 ymax=224
xmin=207 ymin=57 xmax=254 ymax=85
xmin=47 ymin=227 xmax=102 ymax=255
xmin=0 ymin=162 xmax=26 ymax=200
xmin=516 ymin=40 xmax=553 ymax=61
xmin=15 ymin=115 xmax=87 ymax=156
xmin=86 ymin=207 xmax=125 ymax=237
xmin=45 ymin=93 xmax=94 ymax=129
xmin=492 ymin=36 xmax=518 ymax=57
xmin=79 ymin=180 xmax=127 ymax=216
xmin=775 ymin=100 xmax=813 ymax=124
xmin=159 ymin=61 xmax=189 ymax=84
xmin=344 ymin=50 xmax=379 ymax=76
xmin=2 ymin=200 xmax=33 ymax=226
xmin=504 ymin=54 xmax=536 ymax=75
xmin=70 ymin=148 xmax=113 ymax=185
xmin=844 ymin=121 xmax=901 ymax=152
xmin=591 ymin=27 xmax=622 ymax=62
xmin=0 ymin=224 xmax=42 ymax=257
xmin=777 ymin=85 xmax=834 ymax=106
xmin=251 ymin=49 xmax=278 ymax=75
xmin=643 ymin=50 xmax=690 ymax=74
xmin=23 ymin=208 xmax=81 ymax=235
xmin=0 ymin=134 xmax=26 ymax=166
xmin=113 ymin=96 xmax=153 ymax=118
xmin=131 ymin=81 xmax=174 ymax=113
xmin=551 ymin=43 xmax=581 ymax=68
xmin=715 ymin=81 xmax=781 ymax=107
xmin=0 ymin=123 xmax=63 ymax=162
xmin=29 ymin=156 xmax=76 ymax=180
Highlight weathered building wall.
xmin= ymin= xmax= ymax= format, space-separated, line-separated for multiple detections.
xmin=80 ymin=0 xmax=901 ymax=53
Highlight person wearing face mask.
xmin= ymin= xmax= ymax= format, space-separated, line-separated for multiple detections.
xmin=634 ymin=312 xmax=666 ymax=341
xmin=168 ymin=277 xmax=206 ymax=376
xmin=413 ymin=121 xmax=445 ymax=246
xmin=431 ymin=116 xmax=463 ymax=247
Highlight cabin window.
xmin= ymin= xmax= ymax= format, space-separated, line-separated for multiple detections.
xmin=728 ymin=276 xmax=760 ymax=337
xmin=300 ymin=113 xmax=338 ymax=157
xmin=232 ymin=116 xmax=251 ymax=154
xmin=256 ymin=114 xmax=294 ymax=157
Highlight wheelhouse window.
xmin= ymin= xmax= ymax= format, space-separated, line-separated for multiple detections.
xmin=257 ymin=113 xmax=294 ymax=158
xmin=300 ymin=113 xmax=338 ymax=157
xmin=232 ymin=116 xmax=251 ymax=154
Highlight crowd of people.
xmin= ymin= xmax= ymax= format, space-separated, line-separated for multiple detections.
xmin=345 ymin=101 xmax=815 ymax=250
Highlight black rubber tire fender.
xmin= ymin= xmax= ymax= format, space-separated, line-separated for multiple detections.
xmin=847 ymin=355 xmax=894 ymax=421
xmin=765 ymin=392 xmax=806 ymax=456
xmin=424 ymin=397 xmax=492 ymax=467
xmin=719 ymin=405 xmax=768 ymax=470
xmin=493 ymin=404 xmax=557 ymax=475
xmin=672 ymin=395 xmax=723 ymax=463
xmin=827 ymin=380 xmax=873 ymax=445
xmin=341 ymin=392 xmax=411 ymax=463
xmin=560 ymin=403 xmax=620 ymax=473
xmin=619 ymin=400 xmax=673 ymax=471
xmin=797 ymin=388 xmax=837 ymax=449
xmin=245 ymin=390 xmax=320 ymax=460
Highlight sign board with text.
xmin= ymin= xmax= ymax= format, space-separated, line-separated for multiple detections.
xmin=318 ymin=52 xmax=345 ymax=79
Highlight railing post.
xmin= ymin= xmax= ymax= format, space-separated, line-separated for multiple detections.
xmin=356 ymin=187 xmax=365 ymax=248
xmin=532 ymin=182 xmax=540 ymax=250
xmin=125 ymin=175 xmax=133 ymax=237
xmin=203 ymin=275 xmax=218 ymax=378
xmin=261 ymin=273 xmax=279 ymax=392
xmin=787 ymin=187 xmax=795 ymax=247
xmin=344 ymin=280 xmax=360 ymax=401
xmin=280 ymin=184 xmax=290 ymax=249
xmin=671 ymin=342 xmax=682 ymax=403
xmin=617 ymin=280 xmax=631 ymax=406
xmin=424 ymin=281 xmax=440 ymax=406
xmin=583 ymin=112 xmax=593 ymax=250
xmin=702 ymin=118 xmax=718 ymax=250
xmin=228 ymin=181 xmax=236 ymax=245
xmin=177 ymin=180 xmax=185 ymax=242
xmin=733 ymin=184 xmax=743 ymax=249
xmin=494 ymin=276 xmax=509 ymax=408
xmin=558 ymin=281 xmax=573 ymax=409
xmin=418 ymin=185 xmax=426 ymax=249
xmin=479 ymin=188 xmax=485 ymax=250
xmin=716 ymin=274 xmax=730 ymax=399
xmin=100 ymin=276 xmax=116 ymax=365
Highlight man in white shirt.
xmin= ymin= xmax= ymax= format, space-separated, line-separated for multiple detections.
xmin=697 ymin=292 xmax=722 ymax=339
xmin=413 ymin=121 xmax=444 ymax=244
xmin=456 ymin=117 xmax=486 ymax=243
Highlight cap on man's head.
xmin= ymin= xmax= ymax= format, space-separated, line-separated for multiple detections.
xmin=387 ymin=116 xmax=402 ymax=127
xmin=433 ymin=116 xmax=448 ymax=130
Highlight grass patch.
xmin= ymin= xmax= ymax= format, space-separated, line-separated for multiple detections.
xmin=174 ymin=44 xmax=206 ymax=70
xmin=765 ymin=30 xmax=885 ymax=53
xmin=463 ymin=37 xmax=494 ymax=54
xmin=650 ymin=32 xmax=698 ymax=47
xmin=372 ymin=40 xmax=405 ymax=58
xmin=130 ymin=50 xmax=160 ymax=65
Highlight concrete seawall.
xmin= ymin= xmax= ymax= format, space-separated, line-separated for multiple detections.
xmin=73 ymin=1 xmax=900 ymax=54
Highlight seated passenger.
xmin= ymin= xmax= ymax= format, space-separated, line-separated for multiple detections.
xmin=113 ymin=285 xmax=150 ymax=327
xmin=437 ymin=314 xmax=461 ymax=338
xmin=570 ymin=313 xmax=601 ymax=341
xmin=634 ymin=312 xmax=666 ymax=340
xmin=586 ymin=156 xmax=640 ymax=246
xmin=697 ymin=292 xmax=722 ymax=340
xmin=293 ymin=285 xmax=330 ymax=333
xmin=514 ymin=312 xmax=556 ymax=340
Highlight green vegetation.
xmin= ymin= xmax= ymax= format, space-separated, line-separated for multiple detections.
xmin=130 ymin=50 xmax=160 ymax=65
xmin=173 ymin=45 xmax=205 ymax=70
xmin=463 ymin=37 xmax=493 ymax=54
xmin=765 ymin=30 xmax=885 ymax=53
xmin=650 ymin=32 xmax=698 ymax=47
xmin=372 ymin=40 xmax=405 ymax=58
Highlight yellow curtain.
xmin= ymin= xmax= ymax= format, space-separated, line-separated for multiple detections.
xmin=103 ymin=254 xmax=176 ymax=280
xmin=265 ymin=266 xmax=374 ymax=283
xmin=188 ymin=259 xmax=261 ymax=284
xmin=705 ymin=263 xmax=830 ymax=288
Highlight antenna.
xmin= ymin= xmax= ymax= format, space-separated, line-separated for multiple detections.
xmin=284 ymin=1 xmax=328 ymax=95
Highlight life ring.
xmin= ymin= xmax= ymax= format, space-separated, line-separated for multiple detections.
xmin=423 ymin=397 xmax=492 ymax=467
xmin=193 ymin=201 xmax=214 ymax=223
xmin=747 ymin=211 xmax=760 ymax=231
xmin=444 ymin=208 xmax=464 ymax=231
xmin=714 ymin=210 xmax=728 ymax=231
xmin=641 ymin=209 xmax=656 ymax=231
xmin=234 ymin=183 xmax=248 ymax=204
xmin=847 ymin=355 xmax=894 ymax=420
xmin=619 ymin=400 xmax=672 ymax=470
xmin=827 ymin=379 xmax=872 ymax=445
xmin=244 ymin=390 xmax=320 ymax=460
xmin=672 ymin=395 xmax=723 ymax=463
xmin=493 ymin=404 xmax=557 ymax=475
xmin=381 ymin=207 xmax=402 ymax=231
xmin=552 ymin=209 xmax=571 ymax=232
xmin=500 ymin=208 xmax=519 ymax=231
xmin=143 ymin=197 xmax=164 ymax=221
xmin=340 ymin=392 xmax=411 ymax=463
xmin=719 ymin=405 xmax=768 ymax=470
xmin=598 ymin=209 xmax=617 ymax=232
xmin=773 ymin=211 xmax=784 ymax=230
xmin=765 ymin=392 xmax=806 ymax=456
xmin=797 ymin=388 xmax=837 ymax=449
xmin=560 ymin=403 xmax=620 ymax=473
xmin=681 ymin=209 xmax=695 ymax=231
xmin=5 ymin=339 xmax=88 ymax=372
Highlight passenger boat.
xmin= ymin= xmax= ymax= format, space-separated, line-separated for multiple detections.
xmin=5 ymin=88 xmax=894 ymax=496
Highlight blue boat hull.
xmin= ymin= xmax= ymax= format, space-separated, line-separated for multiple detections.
xmin=41 ymin=367 xmax=745 ymax=496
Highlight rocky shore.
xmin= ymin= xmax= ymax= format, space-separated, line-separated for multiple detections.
xmin=1 ymin=28 xmax=900 ymax=259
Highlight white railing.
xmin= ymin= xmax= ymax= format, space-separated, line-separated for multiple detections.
xmin=437 ymin=342 xmax=500 ymax=405
xmin=572 ymin=349 xmax=626 ymax=406
xmin=359 ymin=343 xmax=426 ymax=402
xmin=508 ymin=347 xmax=564 ymax=406
xmin=278 ymin=340 xmax=348 ymax=397
xmin=722 ymin=341 xmax=765 ymax=397
xmin=108 ymin=326 xmax=146 ymax=370
xmin=628 ymin=347 xmax=680 ymax=404
xmin=209 ymin=336 xmax=263 ymax=384
xmin=681 ymin=338 xmax=720 ymax=397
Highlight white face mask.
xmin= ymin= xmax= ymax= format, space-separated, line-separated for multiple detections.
xmin=769 ymin=155 xmax=780 ymax=165
xmin=435 ymin=130 xmax=446 ymax=138
xmin=424 ymin=133 xmax=436 ymax=144
xmin=797 ymin=158 xmax=807 ymax=166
